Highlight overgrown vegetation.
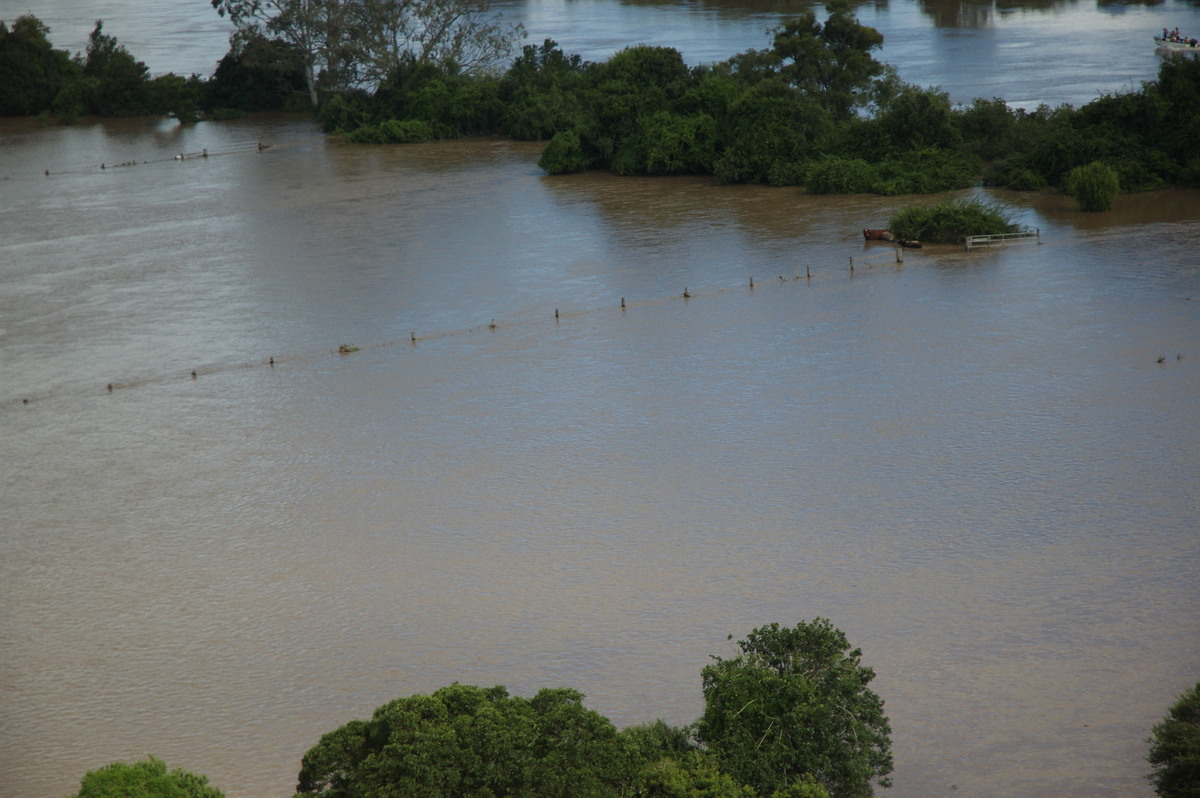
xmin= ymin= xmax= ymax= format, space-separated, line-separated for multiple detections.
xmin=311 ymin=2 xmax=1200 ymax=200
xmin=67 ymin=756 xmax=224 ymax=798
xmin=72 ymin=621 xmax=892 ymax=798
xmin=0 ymin=16 xmax=310 ymax=120
xmin=888 ymin=199 xmax=1020 ymax=244
xmin=1147 ymin=681 xmax=1200 ymax=798
xmin=1065 ymin=161 xmax=1121 ymax=212
xmin=697 ymin=619 xmax=892 ymax=798
xmin=292 ymin=620 xmax=890 ymax=798
xmin=4 ymin=3 xmax=1199 ymax=202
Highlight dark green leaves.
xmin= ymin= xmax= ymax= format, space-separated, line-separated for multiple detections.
xmin=1147 ymin=682 xmax=1200 ymax=798
xmin=697 ymin=620 xmax=892 ymax=798
xmin=295 ymin=683 xmax=633 ymax=798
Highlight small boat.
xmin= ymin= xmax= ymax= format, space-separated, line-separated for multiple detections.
xmin=1155 ymin=36 xmax=1199 ymax=52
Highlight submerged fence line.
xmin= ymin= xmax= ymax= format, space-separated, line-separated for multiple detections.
xmin=25 ymin=223 xmax=1134 ymax=409
xmin=9 ymin=247 xmax=933 ymax=408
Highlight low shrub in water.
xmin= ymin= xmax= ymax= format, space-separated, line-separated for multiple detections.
xmin=888 ymin=198 xmax=1019 ymax=244
xmin=1064 ymin=161 xmax=1120 ymax=211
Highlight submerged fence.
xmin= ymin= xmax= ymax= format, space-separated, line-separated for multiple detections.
xmin=965 ymin=228 xmax=1041 ymax=251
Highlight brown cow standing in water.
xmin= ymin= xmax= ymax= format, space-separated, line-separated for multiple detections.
xmin=863 ymin=228 xmax=895 ymax=241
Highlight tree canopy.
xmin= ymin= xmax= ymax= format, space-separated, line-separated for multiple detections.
xmin=6 ymin=4 xmax=1198 ymax=200
xmin=69 ymin=756 xmax=224 ymax=798
xmin=211 ymin=0 xmax=524 ymax=106
xmin=1147 ymin=681 xmax=1200 ymax=798
xmin=294 ymin=683 xmax=637 ymax=798
xmin=696 ymin=620 xmax=893 ymax=798
xmin=0 ymin=15 xmax=78 ymax=115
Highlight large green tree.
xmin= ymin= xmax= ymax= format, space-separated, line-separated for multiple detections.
xmin=70 ymin=756 xmax=224 ymax=798
xmin=1148 ymin=681 xmax=1200 ymax=798
xmin=723 ymin=1 xmax=884 ymax=121
xmin=0 ymin=15 xmax=79 ymax=115
xmin=696 ymin=620 xmax=892 ymax=798
xmin=78 ymin=20 xmax=152 ymax=116
xmin=294 ymin=683 xmax=637 ymax=798
xmin=207 ymin=32 xmax=308 ymax=110
xmin=212 ymin=0 xmax=523 ymax=106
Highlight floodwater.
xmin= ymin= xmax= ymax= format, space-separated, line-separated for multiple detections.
xmin=2 ymin=2 xmax=1200 ymax=798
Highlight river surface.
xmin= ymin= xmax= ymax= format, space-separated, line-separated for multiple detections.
xmin=2 ymin=2 xmax=1200 ymax=798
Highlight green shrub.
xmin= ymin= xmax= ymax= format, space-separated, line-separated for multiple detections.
xmin=316 ymin=91 xmax=374 ymax=133
xmin=888 ymin=198 xmax=1019 ymax=244
xmin=957 ymin=97 xmax=1020 ymax=160
xmin=637 ymin=111 xmax=719 ymax=175
xmin=766 ymin=160 xmax=808 ymax=187
xmin=70 ymin=756 xmax=223 ymax=798
xmin=345 ymin=118 xmax=435 ymax=143
xmin=712 ymin=87 xmax=832 ymax=184
xmin=870 ymin=148 xmax=978 ymax=195
xmin=634 ymin=753 xmax=759 ymax=798
xmin=1064 ymin=161 xmax=1120 ymax=211
xmin=983 ymin=158 xmax=1049 ymax=190
xmin=538 ymin=128 xmax=590 ymax=174
xmin=208 ymin=107 xmax=245 ymax=120
xmin=1147 ymin=682 xmax=1200 ymax=798
xmin=803 ymin=156 xmax=877 ymax=194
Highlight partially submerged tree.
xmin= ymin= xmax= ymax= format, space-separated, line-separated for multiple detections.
xmin=70 ymin=756 xmax=224 ymax=798
xmin=78 ymin=20 xmax=152 ymax=116
xmin=696 ymin=620 xmax=892 ymax=798
xmin=211 ymin=0 xmax=523 ymax=106
xmin=294 ymin=683 xmax=635 ymax=798
xmin=0 ymin=15 xmax=79 ymax=115
xmin=1147 ymin=681 xmax=1200 ymax=798
xmin=1065 ymin=161 xmax=1121 ymax=211
xmin=207 ymin=32 xmax=309 ymax=111
xmin=723 ymin=1 xmax=884 ymax=121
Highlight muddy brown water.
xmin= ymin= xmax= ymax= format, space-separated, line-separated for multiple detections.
xmin=3 ymin=1 xmax=1200 ymax=797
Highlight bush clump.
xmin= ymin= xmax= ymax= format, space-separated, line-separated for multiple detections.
xmin=345 ymin=118 xmax=435 ymax=143
xmin=537 ymin=128 xmax=590 ymax=174
xmin=1064 ymin=160 xmax=1121 ymax=211
xmin=69 ymin=756 xmax=224 ymax=798
xmin=804 ymin=156 xmax=877 ymax=194
xmin=888 ymin=198 xmax=1019 ymax=244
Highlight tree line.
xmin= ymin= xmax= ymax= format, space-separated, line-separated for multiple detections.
xmin=62 ymin=620 xmax=1200 ymax=798
xmin=3 ymin=3 xmax=1199 ymax=203
xmin=319 ymin=11 xmax=1199 ymax=204
xmin=0 ymin=16 xmax=307 ymax=122
xmin=70 ymin=620 xmax=890 ymax=798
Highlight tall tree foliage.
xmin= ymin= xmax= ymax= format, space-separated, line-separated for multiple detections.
xmin=211 ymin=0 xmax=523 ymax=106
xmin=0 ymin=15 xmax=78 ymax=115
xmin=207 ymin=33 xmax=309 ymax=110
xmin=1147 ymin=681 xmax=1200 ymax=798
xmin=78 ymin=20 xmax=152 ymax=116
xmin=696 ymin=620 xmax=893 ymax=798
xmin=294 ymin=683 xmax=636 ymax=798
xmin=724 ymin=1 xmax=883 ymax=121
xmin=70 ymin=756 xmax=224 ymax=798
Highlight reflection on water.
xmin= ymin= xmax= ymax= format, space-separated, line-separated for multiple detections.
xmin=2 ymin=115 xmax=1199 ymax=798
